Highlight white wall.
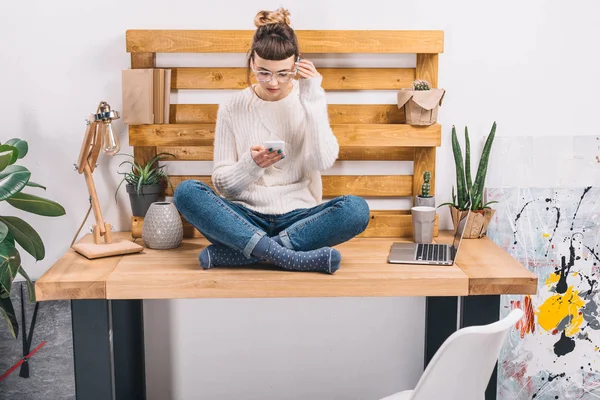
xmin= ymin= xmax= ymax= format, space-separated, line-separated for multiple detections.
xmin=2 ymin=0 xmax=599 ymax=399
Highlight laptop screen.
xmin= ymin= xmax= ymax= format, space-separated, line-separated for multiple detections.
xmin=452 ymin=209 xmax=470 ymax=252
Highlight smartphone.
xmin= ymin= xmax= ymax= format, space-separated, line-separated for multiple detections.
xmin=263 ymin=140 xmax=286 ymax=153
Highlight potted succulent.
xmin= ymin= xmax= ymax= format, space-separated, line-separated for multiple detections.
xmin=0 ymin=138 xmax=66 ymax=338
xmin=415 ymin=171 xmax=435 ymax=207
xmin=438 ymin=122 xmax=498 ymax=239
xmin=115 ymin=152 xmax=175 ymax=217
xmin=397 ymin=79 xmax=445 ymax=126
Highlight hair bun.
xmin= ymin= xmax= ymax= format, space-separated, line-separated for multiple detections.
xmin=254 ymin=8 xmax=291 ymax=28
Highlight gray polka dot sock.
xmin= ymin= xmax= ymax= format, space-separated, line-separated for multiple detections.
xmin=271 ymin=235 xmax=285 ymax=247
xmin=251 ymin=236 xmax=341 ymax=274
xmin=199 ymin=245 xmax=260 ymax=270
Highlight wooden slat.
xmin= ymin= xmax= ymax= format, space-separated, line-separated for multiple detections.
xmin=165 ymin=175 xmax=412 ymax=198
xmin=127 ymin=30 xmax=444 ymax=54
xmin=416 ymin=54 xmax=439 ymax=88
xmin=131 ymin=50 xmax=157 ymax=168
xmin=171 ymin=104 xmax=405 ymax=124
xmin=171 ymin=67 xmax=415 ymax=90
xmin=131 ymin=52 xmax=155 ymax=69
xmin=359 ymin=210 xmax=438 ymax=238
xmin=158 ymin=146 xmax=414 ymax=161
xmin=132 ymin=210 xmax=438 ymax=239
xmin=133 ymin=146 xmax=157 ymax=168
xmin=436 ymin=231 xmax=537 ymax=295
xmin=129 ymin=123 xmax=441 ymax=147
xmin=321 ymin=175 xmax=413 ymax=197
xmin=413 ymin=147 xmax=436 ymax=203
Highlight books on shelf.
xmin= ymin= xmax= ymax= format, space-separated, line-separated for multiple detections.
xmin=122 ymin=68 xmax=171 ymax=124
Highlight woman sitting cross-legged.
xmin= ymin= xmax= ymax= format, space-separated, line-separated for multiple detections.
xmin=173 ymin=8 xmax=370 ymax=274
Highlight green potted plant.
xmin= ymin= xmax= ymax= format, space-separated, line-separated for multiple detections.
xmin=397 ymin=79 xmax=445 ymax=126
xmin=438 ymin=122 xmax=498 ymax=239
xmin=115 ymin=152 xmax=175 ymax=217
xmin=0 ymin=138 xmax=66 ymax=338
xmin=415 ymin=171 xmax=435 ymax=207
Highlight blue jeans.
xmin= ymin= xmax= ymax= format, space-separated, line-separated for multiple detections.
xmin=173 ymin=180 xmax=370 ymax=258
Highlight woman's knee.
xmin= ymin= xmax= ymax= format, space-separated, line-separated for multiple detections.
xmin=173 ymin=180 xmax=212 ymax=211
xmin=343 ymin=195 xmax=371 ymax=233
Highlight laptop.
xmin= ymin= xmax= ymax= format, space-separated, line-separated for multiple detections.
xmin=387 ymin=207 xmax=471 ymax=265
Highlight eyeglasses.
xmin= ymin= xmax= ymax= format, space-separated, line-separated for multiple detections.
xmin=252 ymin=68 xmax=297 ymax=83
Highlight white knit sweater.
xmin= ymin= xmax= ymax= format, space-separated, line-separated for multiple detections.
xmin=212 ymin=76 xmax=339 ymax=215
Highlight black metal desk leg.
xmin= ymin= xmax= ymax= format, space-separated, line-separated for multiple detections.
xmin=71 ymin=299 xmax=146 ymax=400
xmin=425 ymin=295 xmax=501 ymax=400
xmin=424 ymin=296 xmax=458 ymax=367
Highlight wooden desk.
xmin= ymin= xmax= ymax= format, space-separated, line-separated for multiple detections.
xmin=35 ymin=231 xmax=536 ymax=400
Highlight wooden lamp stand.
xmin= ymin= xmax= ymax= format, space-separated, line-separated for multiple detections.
xmin=71 ymin=101 xmax=144 ymax=259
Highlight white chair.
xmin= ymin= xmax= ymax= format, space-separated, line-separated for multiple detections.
xmin=379 ymin=308 xmax=524 ymax=400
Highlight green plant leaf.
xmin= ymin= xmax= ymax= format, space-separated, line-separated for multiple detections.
xmin=6 ymin=192 xmax=66 ymax=217
xmin=465 ymin=126 xmax=472 ymax=198
xmin=0 ymin=221 xmax=8 ymax=243
xmin=26 ymin=181 xmax=46 ymax=190
xmin=0 ymin=237 xmax=21 ymax=296
xmin=0 ymin=150 xmax=14 ymax=172
xmin=451 ymin=126 xmax=468 ymax=209
xmin=472 ymin=122 xmax=497 ymax=210
xmin=18 ymin=267 xmax=36 ymax=303
xmin=4 ymin=139 xmax=28 ymax=159
xmin=0 ymin=216 xmax=45 ymax=260
xmin=0 ymin=165 xmax=31 ymax=201
xmin=0 ymin=145 xmax=19 ymax=165
xmin=0 ymin=291 xmax=18 ymax=339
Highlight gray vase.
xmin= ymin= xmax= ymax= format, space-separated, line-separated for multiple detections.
xmin=142 ymin=202 xmax=183 ymax=249
xmin=415 ymin=196 xmax=435 ymax=208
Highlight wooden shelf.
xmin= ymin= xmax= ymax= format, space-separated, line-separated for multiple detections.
xmin=35 ymin=231 xmax=536 ymax=301
xmin=128 ymin=123 xmax=442 ymax=148
xmin=126 ymin=30 xmax=444 ymax=54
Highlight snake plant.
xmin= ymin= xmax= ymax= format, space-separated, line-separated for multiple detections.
xmin=438 ymin=123 xmax=498 ymax=211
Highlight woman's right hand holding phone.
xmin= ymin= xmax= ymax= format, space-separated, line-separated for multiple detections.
xmin=251 ymin=145 xmax=285 ymax=168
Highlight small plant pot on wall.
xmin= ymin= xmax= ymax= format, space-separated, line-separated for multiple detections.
xmin=450 ymin=206 xmax=496 ymax=239
xmin=126 ymin=184 xmax=163 ymax=217
xmin=397 ymin=80 xmax=445 ymax=126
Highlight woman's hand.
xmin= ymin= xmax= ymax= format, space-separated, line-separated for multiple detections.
xmin=296 ymin=58 xmax=321 ymax=79
xmin=251 ymin=145 xmax=285 ymax=168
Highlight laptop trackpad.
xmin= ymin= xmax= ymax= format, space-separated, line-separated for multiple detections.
xmin=388 ymin=242 xmax=417 ymax=263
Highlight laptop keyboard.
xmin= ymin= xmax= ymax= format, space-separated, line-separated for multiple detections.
xmin=416 ymin=244 xmax=447 ymax=262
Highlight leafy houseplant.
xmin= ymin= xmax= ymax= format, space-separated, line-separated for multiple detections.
xmin=397 ymin=79 xmax=445 ymax=126
xmin=0 ymin=138 xmax=66 ymax=338
xmin=439 ymin=122 xmax=498 ymax=238
xmin=115 ymin=152 xmax=175 ymax=217
xmin=415 ymin=171 xmax=435 ymax=207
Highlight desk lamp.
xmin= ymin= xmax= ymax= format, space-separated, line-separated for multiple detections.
xmin=71 ymin=101 xmax=144 ymax=259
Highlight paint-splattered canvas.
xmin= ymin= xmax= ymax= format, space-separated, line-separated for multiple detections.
xmin=486 ymin=187 xmax=600 ymax=399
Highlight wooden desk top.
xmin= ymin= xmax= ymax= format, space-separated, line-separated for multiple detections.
xmin=35 ymin=231 xmax=536 ymax=301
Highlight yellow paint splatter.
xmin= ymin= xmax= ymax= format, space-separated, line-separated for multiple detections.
xmin=545 ymin=273 xmax=560 ymax=286
xmin=542 ymin=233 xmax=550 ymax=238
xmin=537 ymin=286 xmax=585 ymax=337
